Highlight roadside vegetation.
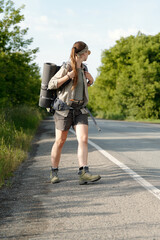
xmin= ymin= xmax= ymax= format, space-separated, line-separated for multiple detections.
xmin=0 ymin=106 xmax=45 ymax=187
xmin=0 ymin=0 xmax=47 ymax=187
xmin=88 ymin=32 xmax=160 ymax=122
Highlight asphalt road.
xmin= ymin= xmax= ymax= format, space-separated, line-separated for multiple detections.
xmin=0 ymin=116 xmax=160 ymax=240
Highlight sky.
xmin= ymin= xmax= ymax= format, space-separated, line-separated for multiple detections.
xmin=12 ymin=0 xmax=160 ymax=79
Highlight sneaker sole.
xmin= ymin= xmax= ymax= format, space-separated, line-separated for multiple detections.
xmin=79 ymin=176 xmax=101 ymax=185
xmin=51 ymin=179 xmax=60 ymax=184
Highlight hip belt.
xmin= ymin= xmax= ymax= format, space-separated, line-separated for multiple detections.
xmin=70 ymin=99 xmax=84 ymax=105
xmin=53 ymin=98 xmax=85 ymax=111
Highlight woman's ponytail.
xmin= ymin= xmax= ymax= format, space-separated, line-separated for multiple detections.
xmin=70 ymin=41 xmax=87 ymax=90
xmin=70 ymin=47 xmax=78 ymax=90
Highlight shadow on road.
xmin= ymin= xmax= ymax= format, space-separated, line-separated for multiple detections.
xmin=0 ymin=117 xmax=160 ymax=239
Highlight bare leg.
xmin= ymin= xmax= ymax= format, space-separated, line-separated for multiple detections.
xmin=51 ymin=128 xmax=68 ymax=168
xmin=74 ymin=124 xmax=88 ymax=167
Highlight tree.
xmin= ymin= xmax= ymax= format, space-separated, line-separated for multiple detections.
xmin=0 ymin=0 xmax=41 ymax=107
xmin=88 ymin=32 xmax=160 ymax=119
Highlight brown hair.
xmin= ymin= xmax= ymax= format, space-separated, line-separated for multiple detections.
xmin=70 ymin=41 xmax=87 ymax=90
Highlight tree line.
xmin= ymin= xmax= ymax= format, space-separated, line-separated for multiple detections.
xmin=0 ymin=1 xmax=44 ymax=187
xmin=88 ymin=32 xmax=160 ymax=120
xmin=0 ymin=0 xmax=41 ymax=108
xmin=1 ymin=1 xmax=160 ymax=120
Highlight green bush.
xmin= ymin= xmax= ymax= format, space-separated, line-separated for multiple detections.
xmin=0 ymin=105 xmax=45 ymax=187
xmin=88 ymin=32 xmax=160 ymax=120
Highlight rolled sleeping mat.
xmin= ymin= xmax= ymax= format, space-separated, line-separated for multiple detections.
xmin=39 ymin=63 xmax=59 ymax=108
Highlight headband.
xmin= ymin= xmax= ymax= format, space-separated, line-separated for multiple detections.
xmin=76 ymin=45 xmax=90 ymax=55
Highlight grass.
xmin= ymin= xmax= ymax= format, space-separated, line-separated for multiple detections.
xmin=125 ymin=117 xmax=160 ymax=124
xmin=0 ymin=105 xmax=46 ymax=187
xmin=94 ymin=110 xmax=125 ymax=120
xmin=93 ymin=110 xmax=160 ymax=124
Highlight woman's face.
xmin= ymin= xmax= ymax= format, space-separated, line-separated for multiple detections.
xmin=82 ymin=50 xmax=90 ymax=61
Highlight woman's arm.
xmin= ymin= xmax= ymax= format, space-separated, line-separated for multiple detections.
xmin=84 ymin=71 xmax=94 ymax=86
xmin=48 ymin=65 xmax=75 ymax=90
xmin=56 ymin=70 xmax=75 ymax=88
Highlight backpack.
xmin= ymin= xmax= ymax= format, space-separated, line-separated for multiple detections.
xmin=39 ymin=62 xmax=71 ymax=113
xmin=39 ymin=63 xmax=101 ymax=131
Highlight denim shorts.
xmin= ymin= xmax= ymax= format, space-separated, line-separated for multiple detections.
xmin=54 ymin=109 xmax=88 ymax=131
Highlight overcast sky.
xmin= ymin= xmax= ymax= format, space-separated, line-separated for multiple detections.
xmin=13 ymin=0 xmax=160 ymax=78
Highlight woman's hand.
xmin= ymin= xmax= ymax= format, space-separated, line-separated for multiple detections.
xmin=84 ymin=71 xmax=94 ymax=86
xmin=67 ymin=70 xmax=75 ymax=79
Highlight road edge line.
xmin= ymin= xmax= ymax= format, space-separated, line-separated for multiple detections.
xmin=69 ymin=129 xmax=160 ymax=201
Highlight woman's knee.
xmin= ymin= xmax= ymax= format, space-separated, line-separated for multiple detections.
xmin=55 ymin=137 xmax=66 ymax=148
xmin=55 ymin=129 xmax=68 ymax=148
xmin=78 ymin=135 xmax=88 ymax=145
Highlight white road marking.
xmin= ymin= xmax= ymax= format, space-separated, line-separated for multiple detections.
xmin=70 ymin=129 xmax=160 ymax=201
xmin=89 ymin=136 xmax=160 ymax=140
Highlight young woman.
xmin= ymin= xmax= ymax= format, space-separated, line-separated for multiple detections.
xmin=48 ymin=41 xmax=101 ymax=185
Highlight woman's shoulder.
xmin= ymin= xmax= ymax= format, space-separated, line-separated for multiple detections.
xmin=61 ymin=61 xmax=88 ymax=72
xmin=62 ymin=61 xmax=72 ymax=71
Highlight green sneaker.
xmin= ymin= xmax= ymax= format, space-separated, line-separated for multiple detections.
xmin=50 ymin=168 xmax=60 ymax=184
xmin=78 ymin=167 xmax=101 ymax=185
